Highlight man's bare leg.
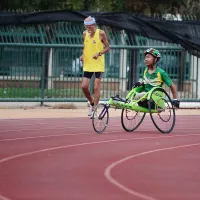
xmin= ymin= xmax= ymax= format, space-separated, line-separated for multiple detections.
xmin=93 ymin=78 xmax=101 ymax=106
xmin=81 ymin=77 xmax=94 ymax=104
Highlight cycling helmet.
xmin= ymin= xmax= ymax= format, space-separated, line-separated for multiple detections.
xmin=144 ymin=48 xmax=161 ymax=61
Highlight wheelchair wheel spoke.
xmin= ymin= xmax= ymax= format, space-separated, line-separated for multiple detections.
xmin=121 ymin=108 xmax=146 ymax=132
xmin=92 ymin=103 xmax=109 ymax=134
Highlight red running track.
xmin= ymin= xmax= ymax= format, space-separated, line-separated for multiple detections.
xmin=0 ymin=115 xmax=200 ymax=200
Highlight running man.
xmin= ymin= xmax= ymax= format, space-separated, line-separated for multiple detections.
xmin=80 ymin=16 xmax=110 ymax=117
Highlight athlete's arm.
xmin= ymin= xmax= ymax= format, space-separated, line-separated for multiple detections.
xmin=80 ymin=31 xmax=86 ymax=61
xmin=170 ymin=83 xmax=177 ymax=99
xmin=99 ymin=30 xmax=110 ymax=55
xmin=93 ymin=30 xmax=110 ymax=59
xmin=170 ymin=83 xmax=180 ymax=108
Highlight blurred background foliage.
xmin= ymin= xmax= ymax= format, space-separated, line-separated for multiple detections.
xmin=0 ymin=0 xmax=200 ymax=19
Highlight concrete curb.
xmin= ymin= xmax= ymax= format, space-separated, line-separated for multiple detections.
xmin=0 ymin=101 xmax=200 ymax=109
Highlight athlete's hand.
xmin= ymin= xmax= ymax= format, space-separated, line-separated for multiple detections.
xmin=133 ymin=81 xmax=143 ymax=88
xmin=80 ymin=55 xmax=83 ymax=61
xmin=172 ymin=99 xmax=180 ymax=108
xmin=93 ymin=53 xmax=99 ymax=59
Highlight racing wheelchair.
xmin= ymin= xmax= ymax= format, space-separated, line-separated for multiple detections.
xmin=92 ymin=86 xmax=176 ymax=134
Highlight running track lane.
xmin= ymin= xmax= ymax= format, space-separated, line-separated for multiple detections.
xmin=0 ymin=115 xmax=200 ymax=200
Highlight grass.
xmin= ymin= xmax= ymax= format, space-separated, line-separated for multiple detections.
xmin=0 ymin=87 xmax=130 ymax=102
xmin=0 ymin=88 xmax=84 ymax=98
xmin=0 ymin=88 xmax=120 ymax=99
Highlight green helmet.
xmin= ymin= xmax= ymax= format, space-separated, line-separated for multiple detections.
xmin=144 ymin=48 xmax=161 ymax=61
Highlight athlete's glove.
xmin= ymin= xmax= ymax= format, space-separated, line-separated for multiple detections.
xmin=172 ymin=99 xmax=180 ymax=108
xmin=133 ymin=82 xmax=142 ymax=88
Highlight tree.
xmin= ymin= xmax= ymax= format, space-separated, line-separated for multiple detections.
xmin=0 ymin=0 xmax=199 ymax=19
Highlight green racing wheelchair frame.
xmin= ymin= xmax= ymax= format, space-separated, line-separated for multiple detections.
xmin=92 ymin=86 xmax=176 ymax=134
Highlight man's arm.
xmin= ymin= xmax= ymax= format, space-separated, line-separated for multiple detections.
xmin=92 ymin=30 xmax=110 ymax=59
xmin=99 ymin=30 xmax=110 ymax=55
xmin=80 ymin=31 xmax=86 ymax=61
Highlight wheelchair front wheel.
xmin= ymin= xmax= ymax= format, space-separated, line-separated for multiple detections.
xmin=121 ymin=108 xmax=146 ymax=132
xmin=92 ymin=103 xmax=109 ymax=134
xmin=148 ymin=88 xmax=175 ymax=133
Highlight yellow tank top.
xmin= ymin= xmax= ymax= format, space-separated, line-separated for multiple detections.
xmin=83 ymin=29 xmax=105 ymax=72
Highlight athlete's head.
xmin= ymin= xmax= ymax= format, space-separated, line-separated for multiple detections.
xmin=84 ymin=16 xmax=96 ymax=33
xmin=144 ymin=48 xmax=161 ymax=68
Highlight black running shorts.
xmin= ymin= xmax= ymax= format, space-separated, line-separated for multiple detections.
xmin=83 ymin=72 xmax=103 ymax=79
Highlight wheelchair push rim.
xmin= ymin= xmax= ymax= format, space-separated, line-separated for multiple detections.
xmin=121 ymin=108 xmax=146 ymax=132
xmin=148 ymin=88 xmax=176 ymax=133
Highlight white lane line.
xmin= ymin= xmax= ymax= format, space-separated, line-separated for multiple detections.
xmin=1 ymin=134 xmax=200 ymax=163
xmin=0 ymin=132 xmax=200 ymax=143
xmin=111 ymin=127 xmax=200 ymax=132
xmin=68 ymin=125 xmax=121 ymax=129
xmin=0 ymin=118 xmax=81 ymax=121
xmin=1 ymin=124 xmax=196 ymax=134
xmin=0 ymin=126 xmax=87 ymax=133
xmin=0 ymin=133 xmax=93 ymax=142
xmin=104 ymin=143 xmax=200 ymax=200
xmin=0 ymin=195 xmax=11 ymax=200
xmin=0 ymin=138 xmax=146 ymax=163
xmin=0 ymin=122 xmax=81 ymax=127
xmin=0 ymin=135 xmax=200 ymax=200
xmin=0 ymin=127 xmax=66 ymax=133
xmin=0 ymin=123 xmax=108 ymax=132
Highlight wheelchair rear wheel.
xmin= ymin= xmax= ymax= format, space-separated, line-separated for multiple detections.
xmin=148 ymin=88 xmax=175 ymax=133
xmin=121 ymin=108 xmax=146 ymax=132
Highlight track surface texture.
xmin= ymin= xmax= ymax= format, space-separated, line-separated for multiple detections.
xmin=0 ymin=108 xmax=200 ymax=200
